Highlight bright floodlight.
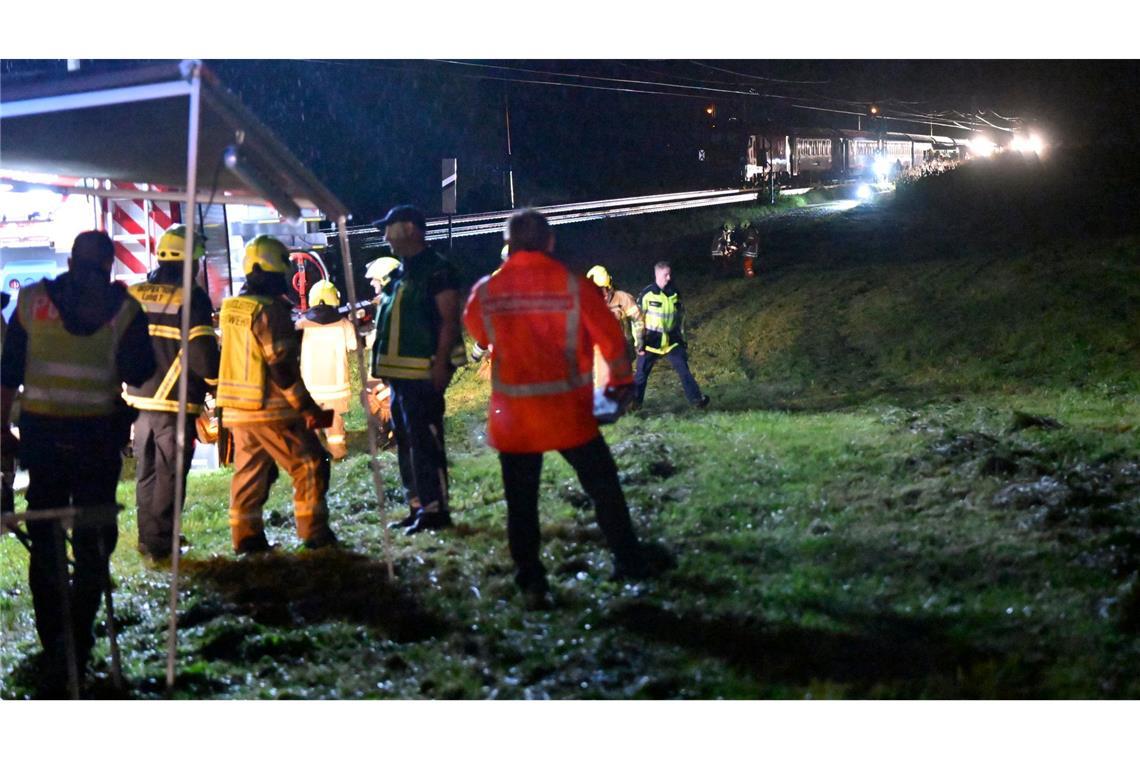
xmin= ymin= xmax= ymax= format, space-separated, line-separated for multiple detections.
xmin=873 ymin=157 xmax=891 ymax=180
xmin=856 ymin=183 xmax=873 ymax=200
xmin=971 ymin=136 xmax=996 ymax=157
xmin=1011 ymin=134 xmax=1046 ymax=155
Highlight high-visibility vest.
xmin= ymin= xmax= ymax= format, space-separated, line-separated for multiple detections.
xmin=640 ymin=288 xmax=682 ymax=354
xmin=124 ymin=281 xmax=216 ymax=414
xmin=18 ymin=281 xmax=136 ymax=418
xmin=371 ymin=249 xmax=466 ymax=380
xmin=216 ymin=294 xmax=272 ymax=411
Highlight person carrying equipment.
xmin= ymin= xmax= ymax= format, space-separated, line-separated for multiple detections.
xmin=216 ymin=235 xmax=337 ymax=554
xmin=296 ymin=279 xmax=357 ymax=460
xmin=124 ymin=225 xmax=219 ymax=561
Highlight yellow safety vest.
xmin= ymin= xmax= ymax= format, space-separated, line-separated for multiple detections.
xmin=640 ymin=289 xmax=681 ymax=355
xmin=18 ymin=281 xmax=136 ymax=418
xmin=216 ymin=295 xmax=272 ymax=411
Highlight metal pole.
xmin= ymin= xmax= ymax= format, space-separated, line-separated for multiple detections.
xmin=447 ymin=214 xmax=453 ymax=256
xmin=505 ymin=93 xmax=516 ymax=209
xmin=97 ymin=531 xmax=124 ymax=691
xmin=165 ymin=62 xmax=202 ymax=693
xmin=335 ymin=216 xmax=393 ymax=581
xmin=53 ymin=522 xmax=80 ymax=699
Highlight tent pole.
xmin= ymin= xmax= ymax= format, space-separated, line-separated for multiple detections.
xmin=335 ymin=216 xmax=393 ymax=581
xmin=165 ymin=62 xmax=202 ymax=694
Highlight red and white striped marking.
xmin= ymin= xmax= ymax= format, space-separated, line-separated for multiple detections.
xmin=103 ymin=182 xmax=180 ymax=277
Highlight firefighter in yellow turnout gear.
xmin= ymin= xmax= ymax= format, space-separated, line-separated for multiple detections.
xmin=585 ymin=265 xmax=644 ymax=388
xmin=125 ymin=225 xmax=219 ymax=561
xmin=217 ymin=235 xmax=336 ymax=553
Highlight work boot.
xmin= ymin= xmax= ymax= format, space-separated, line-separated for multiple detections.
xmin=303 ymin=529 xmax=339 ymax=551
xmin=405 ymin=510 xmax=452 ymax=536
xmin=517 ymin=575 xmax=553 ymax=611
xmin=235 ymin=534 xmax=273 ymax=556
xmin=388 ymin=509 xmax=421 ymax=531
xmin=694 ymin=395 xmax=710 ymax=409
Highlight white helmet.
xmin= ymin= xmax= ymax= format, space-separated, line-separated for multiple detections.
xmin=365 ymin=256 xmax=401 ymax=286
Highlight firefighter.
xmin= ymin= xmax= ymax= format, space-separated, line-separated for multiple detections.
xmin=739 ymin=219 xmax=760 ymax=278
xmin=634 ymin=261 xmax=710 ymax=409
xmin=1 ymin=231 xmax=155 ymax=693
xmin=365 ymin=256 xmax=402 ymax=299
xmin=711 ymin=222 xmax=739 ymax=274
xmin=124 ymin=225 xmax=219 ymax=562
xmin=369 ymin=205 xmax=466 ymax=536
xmin=585 ymin=265 xmax=644 ymax=388
xmin=296 ymin=279 xmax=357 ymax=460
xmin=463 ymin=210 xmax=658 ymax=609
xmin=362 ymin=256 xmax=402 ymax=447
xmin=216 ymin=235 xmax=337 ymax=554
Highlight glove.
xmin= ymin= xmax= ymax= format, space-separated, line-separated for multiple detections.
xmin=605 ymin=383 xmax=635 ymax=415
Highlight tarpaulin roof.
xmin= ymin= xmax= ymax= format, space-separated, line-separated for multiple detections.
xmin=0 ymin=60 xmax=348 ymax=219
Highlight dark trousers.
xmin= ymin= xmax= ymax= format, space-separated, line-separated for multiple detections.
xmin=134 ymin=411 xmax=196 ymax=557
xmin=20 ymin=417 xmax=122 ymax=662
xmin=634 ymin=345 xmax=704 ymax=404
xmin=499 ymin=435 xmax=640 ymax=591
xmin=388 ymin=378 xmax=449 ymax=514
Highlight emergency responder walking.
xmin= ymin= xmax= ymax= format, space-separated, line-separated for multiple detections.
xmin=634 ymin=261 xmax=710 ymax=409
xmin=370 ymin=205 xmax=465 ymax=535
xmin=585 ymin=265 xmax=644 ymax=388
xmin=216 ymin=235 xmax=337 ymax=554
xmin=711 ymin=223 xmax=739 ymax=275
xmin=296 ymin=279 xmax=357 ymax=460
xmin=1 ymin=231 xmax=155 ymax=694
xmin=739 ymin=219 xmax=760 ymax=278
xmin=464 ymin=210 xmax=659 ymax=609
xmin=124 ymin=225 xmax=219 ymax=562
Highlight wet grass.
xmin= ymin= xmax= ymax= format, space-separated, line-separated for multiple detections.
xmin=2 ymin=153 xmax=1139 ymax=699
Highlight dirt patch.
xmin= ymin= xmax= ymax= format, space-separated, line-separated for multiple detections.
xmin=183 ymin=551 xmax=447 ymax=643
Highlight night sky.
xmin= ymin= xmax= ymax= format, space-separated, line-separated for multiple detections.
xmin=3 ymin=59 xmax=1138 ymax=221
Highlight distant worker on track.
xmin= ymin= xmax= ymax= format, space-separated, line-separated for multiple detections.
xmin=634 ymin=261 xmax=709 ymax=410
xmin=710 ymin=223 xmax=740 ymax=275
xmin=585 ymin=265 xmax=644 ymax=388
xmin=296 ymin=279 xmax=358 ymax=461
xmin=739 ymin=219 xmax=760 ymax=278
xmin=217 ymin=235 xmax=337 ymax=554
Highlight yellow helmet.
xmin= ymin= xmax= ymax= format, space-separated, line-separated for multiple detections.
xmin=309 ymin=279 xmax=340 ymax=308
xmin=243 ymin=235 xmax=290 ymax=276
xmin=586 ymin=265 xmax=612 ymax=289
xmin=365 ymin=256 xmax=401 ymax=285
xmin=156 ymin=224 xmax=205 ymax=261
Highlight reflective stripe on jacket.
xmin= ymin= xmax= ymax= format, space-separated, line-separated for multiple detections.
xmin=298 ymin=317 xmax=356 ymax=412
xmin=372 ymin=247 xmax=466 ymax=380
xmin=124 ymin=281 xmax=218 ymax=414
xmin=217 ymin=294 xmax=310 ymax=425
xmin=17 ymin=281 xmax=136 ymax=417
xmin=639 ymin=285 xmax=683 ymax=355
xmin=463 ymin=250 xmax=632 ymax=454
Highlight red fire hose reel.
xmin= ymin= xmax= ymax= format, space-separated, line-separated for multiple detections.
xmin=289 ymin=250 xmax=328 ymax=311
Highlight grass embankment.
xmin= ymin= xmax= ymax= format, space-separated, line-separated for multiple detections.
xmin=2 ymin=150 xmax=1138 ymax=698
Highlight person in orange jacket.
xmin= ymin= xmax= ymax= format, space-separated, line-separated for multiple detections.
xmin=463 ymin=209 xmax=655 ymax=608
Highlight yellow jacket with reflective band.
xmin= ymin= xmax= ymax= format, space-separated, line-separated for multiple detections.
xmin=217 ymin=294 xmax=311 ymax=426
xmin=17 ymin=281 xmax=137 ymax=417
xmin=124 ymin=281 xmax=217 ymax=414
xmin=638 ymin=285 xmax=683 ymax=355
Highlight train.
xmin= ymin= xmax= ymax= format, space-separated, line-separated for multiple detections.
xmin=743 ymin=127 xmax=971 ymax=186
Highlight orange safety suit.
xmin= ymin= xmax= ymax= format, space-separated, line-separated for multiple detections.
xmin=463 ymin=250 xmax=632 ymax=454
